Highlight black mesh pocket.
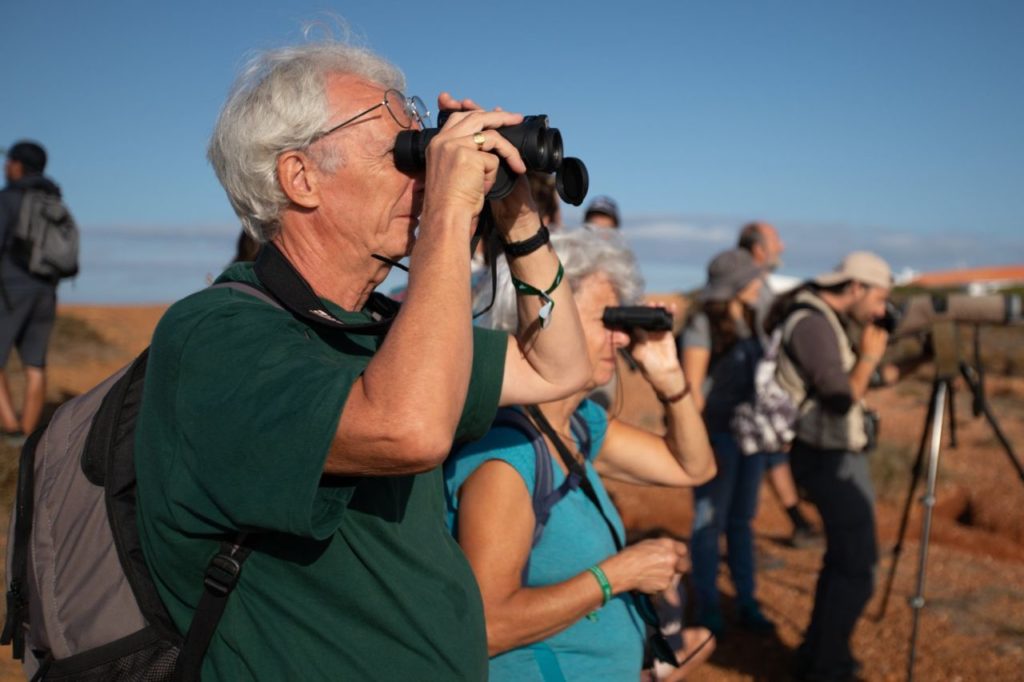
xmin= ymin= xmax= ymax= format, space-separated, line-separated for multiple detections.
xmin=40 ymin=626 xmax=181 ymax=681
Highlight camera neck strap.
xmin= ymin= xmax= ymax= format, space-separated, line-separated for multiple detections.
xmin=253 ymin=242 xmax=398 ymax=336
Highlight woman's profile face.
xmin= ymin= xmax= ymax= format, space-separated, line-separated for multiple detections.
xmin=573 ymin=272 xmax=630 ymax=389
xmin=736 ymin=276 xmax=763 ymax=307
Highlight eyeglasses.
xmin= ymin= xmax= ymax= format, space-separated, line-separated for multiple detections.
xmin=313 ymin=89 xmax=431 ymax=142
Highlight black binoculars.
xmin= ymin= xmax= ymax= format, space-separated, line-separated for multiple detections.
xmin=393 ymin=112 xmax=588 ymax=205
xmin=602 ymin=306 xmax=674 ymax=333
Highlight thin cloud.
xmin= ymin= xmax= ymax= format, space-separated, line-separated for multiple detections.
xmin=615 ymin=213 xmax=1023 ymax=292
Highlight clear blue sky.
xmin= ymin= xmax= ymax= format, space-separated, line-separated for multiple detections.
xmin=3 ymin=1 xmax=1022 ymax=301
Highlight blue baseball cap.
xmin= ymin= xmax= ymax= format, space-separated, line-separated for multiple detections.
xmin=584 ymin=195 xmax=620 ymax=227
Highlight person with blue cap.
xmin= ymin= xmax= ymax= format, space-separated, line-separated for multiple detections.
xmin=583 ymin=195 xmax=620 ymax=230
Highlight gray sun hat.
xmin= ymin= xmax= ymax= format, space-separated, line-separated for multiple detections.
xmin=700 ymin=248 xmax=764 ymax=302
xmin=814 ymin=251 xmax=892 ymax=289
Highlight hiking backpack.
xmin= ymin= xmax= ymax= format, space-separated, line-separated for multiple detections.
xmin=2 ymin=282 xmax=276 ymax=681
xmin=730 ymin=305 xmax=817 ymax=455
xmin=11 ymin=190 xmax=80 ymax=280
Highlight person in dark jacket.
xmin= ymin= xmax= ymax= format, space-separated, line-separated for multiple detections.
xmin=0 ymin=141 xmax=63 ymax=442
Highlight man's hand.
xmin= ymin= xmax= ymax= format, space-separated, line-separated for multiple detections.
xmin=419 ymin=96 xmax=527 ymax=237
xmin=859 ymin=324 xmax=889 ymax=366
xmin=433 ymin=93 xmax=540 ymax=243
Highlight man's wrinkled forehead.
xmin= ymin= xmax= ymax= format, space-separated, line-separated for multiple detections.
xmin=325 ymin=74 xmax=385 ymax=114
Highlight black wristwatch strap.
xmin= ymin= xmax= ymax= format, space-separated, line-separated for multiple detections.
xmin=503 ymin=224 xmax=550 ymax=258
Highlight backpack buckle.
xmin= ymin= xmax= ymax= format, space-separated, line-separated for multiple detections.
xmin=204 ymin=552 xmax=243 ymax=596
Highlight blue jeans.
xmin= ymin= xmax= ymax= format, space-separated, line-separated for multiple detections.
xmin=691 ymin=431 xmax=765 ymax=614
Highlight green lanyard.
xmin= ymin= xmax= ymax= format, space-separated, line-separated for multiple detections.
xmin=510 ymin=261 xmax=564 ymax=329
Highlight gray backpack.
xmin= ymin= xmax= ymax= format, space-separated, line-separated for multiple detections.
xmin=2 ymin=282 xmax=276 ymax=681
xmin=730 ymin=303 xmax=818 ymax=455
xmin=12 ymin=190 xmax=80 ymax=280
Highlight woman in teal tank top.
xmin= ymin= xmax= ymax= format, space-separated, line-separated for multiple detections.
xmin=445 ymin=231 xmax=718 ymax=680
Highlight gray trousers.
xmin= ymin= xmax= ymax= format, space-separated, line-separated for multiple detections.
xmin=790 ymin=442 xmax=878 ymax=678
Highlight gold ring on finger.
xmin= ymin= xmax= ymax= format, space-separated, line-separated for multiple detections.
xmin=473 ymin=132 xmax=486 ymax=149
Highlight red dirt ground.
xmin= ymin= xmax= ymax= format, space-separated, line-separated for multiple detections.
xmin=1 ymin=304 xmax=1022 ymax=680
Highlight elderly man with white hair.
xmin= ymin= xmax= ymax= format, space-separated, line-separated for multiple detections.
xmin=134 ymin=40 xmax=590 ymax=680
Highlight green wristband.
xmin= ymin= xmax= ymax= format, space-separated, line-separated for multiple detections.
xmin=510 ymin=260 xmax=564 ymax=329
xmin=588 ymin=565 xmax=613 ymax=606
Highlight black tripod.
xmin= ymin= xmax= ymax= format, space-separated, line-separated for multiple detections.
xmin=874 ymin=322 xmax=1024 ymax=681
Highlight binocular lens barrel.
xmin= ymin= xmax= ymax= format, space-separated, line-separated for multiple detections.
xmin=393 ymin=114 xmax=587 ymax=204
xmin=602 ymin=306 xmax=674 ymax=332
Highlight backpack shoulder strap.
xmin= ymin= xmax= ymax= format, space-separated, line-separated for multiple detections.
xmin=14 ymin=190 xmax=39 ymax=237
xmin=209 ymin=280 xmax=280 ymax=308
xmin=491 ymin=408 xmax=556 ymax=548
xmin=779 ymin=303 xmax=821 ymax=353
xmin=172 ymin=538 xmax=252 ymax=682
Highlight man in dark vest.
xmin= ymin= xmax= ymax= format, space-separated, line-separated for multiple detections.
xmin=775 ymin=251 xmax=893 ymax=681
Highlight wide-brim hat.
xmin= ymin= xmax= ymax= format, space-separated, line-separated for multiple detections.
xmin=700 ymin=248 xmax=764 ymax=302
xmin=814 ymin=251 xmax=892 ymax=289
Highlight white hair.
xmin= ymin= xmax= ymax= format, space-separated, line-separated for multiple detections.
xmin=479 ymin=230 xmax=645 ymax=332
xmin=208 ymin=41 xmax=405 ymax=242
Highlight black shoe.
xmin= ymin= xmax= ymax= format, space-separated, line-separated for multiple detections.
xmin=737 ymin=601 xmax=775 ymax=633
xmin=791 ymin=652 xmax=863 ymax=681
xmin=789 ymin=525 xmax=824 ymax=549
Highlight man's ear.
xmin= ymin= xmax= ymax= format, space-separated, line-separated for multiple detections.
xmin=277 ymin=150 xmax=320 ymax=209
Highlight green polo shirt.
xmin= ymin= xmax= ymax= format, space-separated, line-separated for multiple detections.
xmin=135 ymin=263 xmax=506 ymax=680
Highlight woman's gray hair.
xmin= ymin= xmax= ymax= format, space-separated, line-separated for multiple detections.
xmin=208 ymin=41 xmax=404 ymax=242
xmin=479 ymin=230 xmax=644 ymax=332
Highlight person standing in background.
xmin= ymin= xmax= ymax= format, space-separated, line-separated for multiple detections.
xmin=0 ymin=141 xmax=64 ymax=443
xmin=737 ymin=221 xmax=820 ymax=547
xmin=769 ymin=252 xmax=894 ymax=682
xmin=582 ymin=195 xmax=620 ymax=231
xmin=680 ymin=248 xmax=775 ymax=637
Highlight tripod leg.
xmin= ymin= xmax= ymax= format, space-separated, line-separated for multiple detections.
xmin=874 ymin=380 xmax=940 ymax=622
xmin=960 ymin=364 xmax=1024 ymax=483
xmin=907 ymin=380 xmax=948 ymax=682
xmin=946 ymin=381 xmax=957 ymax=448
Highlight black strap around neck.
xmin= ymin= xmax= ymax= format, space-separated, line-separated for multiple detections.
xmin=525 ymin=405 xmax=622 ymax=551
xmin=253 ymin=242 xmax=398 ymax=336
